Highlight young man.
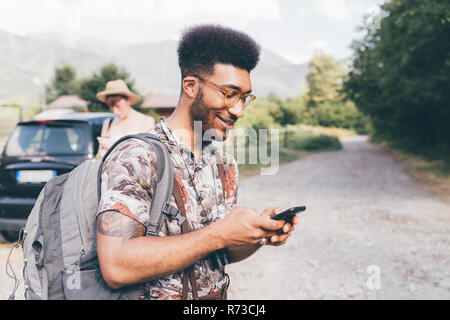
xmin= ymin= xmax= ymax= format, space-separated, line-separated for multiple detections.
xmin=96 ymin=24 xmax=298 ymax=300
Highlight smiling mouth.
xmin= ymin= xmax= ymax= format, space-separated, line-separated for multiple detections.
xmin=217 ymin=115 xmax=235 ymax=128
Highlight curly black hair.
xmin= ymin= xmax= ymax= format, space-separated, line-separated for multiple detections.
xmin=177 ymin=24 xmax=261 ymax=79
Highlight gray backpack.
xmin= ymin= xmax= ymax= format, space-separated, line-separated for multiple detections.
xmin=12 ymin=133 xmax=182 ymax=300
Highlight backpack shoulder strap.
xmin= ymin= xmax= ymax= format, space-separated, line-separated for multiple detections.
xmin=97 ymin=133 xmax=176 ymax=237
xmin=173 ymin=178 xmax=198 ymax=300
xmin=139 ymin=133 xmax=175 ymax=236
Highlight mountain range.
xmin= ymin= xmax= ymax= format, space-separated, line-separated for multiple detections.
xmin=0 ymin=30 xmax=308 ymax=103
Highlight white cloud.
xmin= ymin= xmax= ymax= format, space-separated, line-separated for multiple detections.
xmin=309 ymin=40 xmax=329 ymax=53
xmin=281 ymin=40 xmax=330 ymax=64
xmin=282 ymin=53 xmax=311 ymax=65
xmin=297 ymin=7 xmax=311 ymax=16
xmin=0 ymin=0 xmax=280 ymax=38
xmin=156 ymin=0 xmax=280 ymax=23
xmin=315 ymin=0 xmax=352 ymax=21
xmin=0 ymin=0 xmax=67 ymax=35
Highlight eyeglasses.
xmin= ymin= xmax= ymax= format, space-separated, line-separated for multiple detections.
xmin=193 ymin=75 xmax=256 ymax=109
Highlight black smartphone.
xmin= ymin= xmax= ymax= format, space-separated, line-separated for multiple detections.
xmin=271 ymin=206 xmax=306 ymax=221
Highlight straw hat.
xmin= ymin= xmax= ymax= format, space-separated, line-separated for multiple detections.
xmin=96 ymin=79 xmax=140 ymax=105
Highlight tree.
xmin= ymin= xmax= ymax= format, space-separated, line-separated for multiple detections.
xmin=344 ymin=0 xmax=450 ymax=151
xmin=267 ymin=94 xmax=298 ymax=126
xmin=78 ymin=64 xmax=141 ymax=112
xmin=46 ymin=65 xmax=79 ymax=103
xmin=236 ymin=97 xmax=277 ymax=131
xmin=306 ymin=51 xmax=345 ymax=108
xmin=312 ymin=100 xmax=367 ymax=131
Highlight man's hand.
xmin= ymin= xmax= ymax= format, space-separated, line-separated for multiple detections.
xmin=259 ymin=207 xmax=298 ymax=247
xmin=224 ymin=207 xmax=299 ymax=264
xmin=214 ymin=207 xmax=285 ymax=248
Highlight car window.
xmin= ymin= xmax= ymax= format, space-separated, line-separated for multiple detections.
xmin=4 ymin=122 xmax=92 ymax=156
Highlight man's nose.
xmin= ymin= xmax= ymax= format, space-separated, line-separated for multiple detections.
xmin=228 ymin=101 xmax=245 ymax=118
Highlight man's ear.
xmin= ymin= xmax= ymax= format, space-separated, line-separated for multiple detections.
xmin=182 ymin=76 xmax=200 ymax=99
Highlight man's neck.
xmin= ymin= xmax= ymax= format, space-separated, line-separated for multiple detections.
xmin=166 ymin=105 xmax=203 ymax=160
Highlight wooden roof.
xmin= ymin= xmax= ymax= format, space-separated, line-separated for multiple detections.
xmin=48 ymin=95 xmax=88 ymax=109
xmin=142 ymin=95 xmax=178 ymax=109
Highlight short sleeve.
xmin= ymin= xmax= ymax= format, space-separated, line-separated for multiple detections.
xmin=96 ymin=138 xmax=159 ymax=228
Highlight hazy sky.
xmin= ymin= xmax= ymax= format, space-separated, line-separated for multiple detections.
xmin=0 ymin=0 xmax=383 ymax=64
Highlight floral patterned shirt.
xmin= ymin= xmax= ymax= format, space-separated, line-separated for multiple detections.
xmin=97 ymin=119 xmax=238 ymax=299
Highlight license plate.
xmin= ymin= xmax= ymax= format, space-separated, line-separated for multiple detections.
xmin=16 ymin=170 xmax=56 ymax=184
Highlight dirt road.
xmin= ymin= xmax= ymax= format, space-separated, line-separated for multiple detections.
xmin=1 ymin=136 xmax=449 ymax=299
xmin=226 ymin=136 xmax=450 ymax=299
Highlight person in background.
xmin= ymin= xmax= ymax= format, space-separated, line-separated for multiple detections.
xmin=95 ymin=79 xmax=155 ymax=159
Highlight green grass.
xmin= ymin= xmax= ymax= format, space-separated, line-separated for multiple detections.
xmin=371 ymin=136 xmax=450 ymax=204
xmin=237 ymin=149 xmax=311 ymax=179
xmin=280 ymin=125 xmax=343 ymax=152
xmin=371 ymin=134 xmax=450 ymax=176
xmin=287 ymin=133 xmax=342 ymax=151
xmin=297 ymin=124 xmax=359 ymax=139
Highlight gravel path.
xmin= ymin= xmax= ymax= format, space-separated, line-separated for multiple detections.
xmin=1 ymin=136 xmax=449 ymax=299
xmin=0 ymin=242 xmax=22 ymax=300
xmin=226 ymin=136 xmax=450 ymax=299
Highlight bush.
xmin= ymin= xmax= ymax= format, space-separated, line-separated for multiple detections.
xmin=310 ymin=100 xmax=366 ymax=129
xmin=288 ymin=133 xmax=342 ymax=151
xmin=285 ymin=96 xmax=309 ymax=124
xmin=237 ymin=93 xmax=369 ymax=134
xmin=267 ymin=94 xmax=299 ymax=126
xmin=236 ymin=98 xmax=277 ymax=130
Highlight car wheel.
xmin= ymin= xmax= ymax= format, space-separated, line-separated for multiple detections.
xmin=1 ymin=231 xmax=20 ymax=243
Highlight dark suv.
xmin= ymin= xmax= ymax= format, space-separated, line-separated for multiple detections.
xmin=0 ymin=112 xmax=113 ymax=242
